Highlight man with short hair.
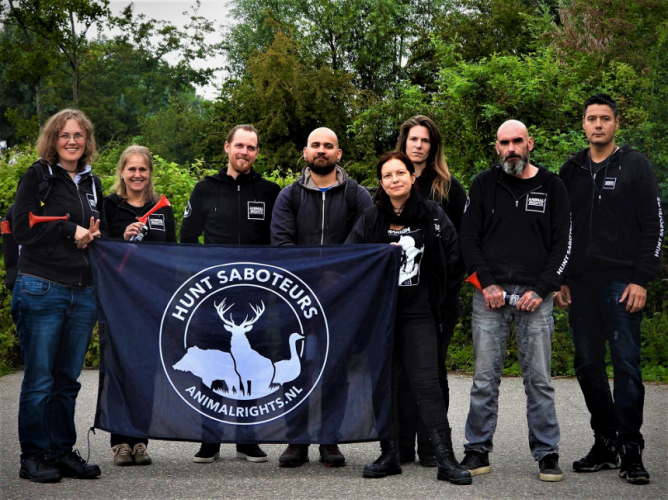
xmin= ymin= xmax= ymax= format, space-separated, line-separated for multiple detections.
xmin=180 ymin=124 xmax=281 ymax=463
xmin=459 ymin=120 xmax=571 ymax=482
xmin=270 ymin=127 xmax=373 ymax=467
xmin=556 ymin=94 xmax=664 ymax=485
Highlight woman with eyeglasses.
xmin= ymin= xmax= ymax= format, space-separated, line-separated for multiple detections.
xmin=11 ymin=109 xmax=107 ymax=483
xmin=346 ymin=152 xmax=469 ymax=485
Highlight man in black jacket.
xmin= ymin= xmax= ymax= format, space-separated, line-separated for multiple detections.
xmin=180 ymin=124 xmax=281 ymax=464
xmin=270 ymin=127 xmax=373 ymax=467
xmin=459 ymin=120 xmax=571 ymax=482
xmin=556 ymin=94 xmax=664 ymax=484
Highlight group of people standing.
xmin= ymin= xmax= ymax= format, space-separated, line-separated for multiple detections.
xmin=7 ymin=93 xmax=663 ymax=488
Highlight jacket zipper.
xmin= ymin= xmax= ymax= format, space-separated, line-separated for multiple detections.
xmin=238 ymin=185 xmax=242 ymax=245
xmin=320 ymin=192 xmax=327 ymax=245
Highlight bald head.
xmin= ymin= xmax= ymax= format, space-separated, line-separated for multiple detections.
xmin=307 ymin=127 xmax=339 ymax=148
xmin=495 ymin=120 xmax=535 ymax=177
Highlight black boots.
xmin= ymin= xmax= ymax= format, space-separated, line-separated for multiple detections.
xmin=363 ymin=437 xmax=402 ymax=478
xmin=429 ymin=428 xmax=472 ymax=485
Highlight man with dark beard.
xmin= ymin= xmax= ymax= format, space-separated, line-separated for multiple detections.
xmin=270 ymin=127 xmax=372 ymax=467
xmin=459 ymin=120 xmax=571 ymax=482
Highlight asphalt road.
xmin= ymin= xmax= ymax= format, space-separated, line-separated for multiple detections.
xmin=1 ymin=371 xmax=666 ymax=499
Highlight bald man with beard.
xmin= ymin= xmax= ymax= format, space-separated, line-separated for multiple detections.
xmin=458 ymin=120 xmax=571 ymax=482
xmin=270 ymin=127 xmax=372 ymax=468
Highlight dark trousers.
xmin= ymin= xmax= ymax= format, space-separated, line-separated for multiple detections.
xmin=110 ymin=434 xmax=148 ymax=447
xmin=398 ymin=309 xmax=456 ymax=457
xmin=392 ymin=317 xmax=449 ymax=435
xmin=570 ymin=280 xmax=645 ymax=447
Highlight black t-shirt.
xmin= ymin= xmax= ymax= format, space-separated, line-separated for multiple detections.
xmin=387 ymin=226 xmax=432 ymax=320
xmin=508 ymin=175 xmax=534 ymax=200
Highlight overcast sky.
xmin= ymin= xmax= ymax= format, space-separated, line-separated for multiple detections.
xmin=109 ymin=1 xmax=232 ymax=99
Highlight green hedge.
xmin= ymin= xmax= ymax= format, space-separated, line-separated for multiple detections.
xmin=1 ymin=145 xmax=666 ymax=380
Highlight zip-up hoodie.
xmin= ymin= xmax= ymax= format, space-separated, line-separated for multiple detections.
xmin=103 ymin=193 xmax=176 ymax=242
xmin=12 ymin=160 xmax=108 ymax=287
xmin=559 ymin=144 xmax=664 ymax=287
xmin=179 ymin=168 xmax=281 ymax=245
xmin=271 ymin=165 xmax=373 ymax=246
xmin=460 ymin=164 xmax=572 ymax=299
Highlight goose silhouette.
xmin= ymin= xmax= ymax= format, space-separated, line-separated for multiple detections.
xmin=271 ymin=333 xmax=305 ymax=388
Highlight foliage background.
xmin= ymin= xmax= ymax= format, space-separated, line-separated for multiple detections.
xmin=1 ymin=0 xmax=666 ymax=379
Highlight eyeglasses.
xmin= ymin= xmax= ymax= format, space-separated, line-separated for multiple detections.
xmin=59 ymin=133 xmax=86 ymax=142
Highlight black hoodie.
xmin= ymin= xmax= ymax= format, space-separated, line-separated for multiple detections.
xmin=103 ymin=193 xmax=176 ymax=242
xmin=460 ymin=164 xmax=572 ymax=299
xmin=179 ymin=168 xmax=281 ymax=245
xmin=559 ymin=144 xmax=664 ymax=287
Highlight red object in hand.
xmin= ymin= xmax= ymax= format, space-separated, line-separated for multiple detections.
xmin=29 ymin=212 xmax=69 ymax=228
xmin=1 ymin=220 xmax=11 ymax=234
xmin=465 ymin=272 xmax=483 ymax=292
xmin=137 ymin=195 xmax=171 ymax=226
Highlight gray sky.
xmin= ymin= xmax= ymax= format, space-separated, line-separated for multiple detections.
xmin=109 ymin=1 xmax=232 ymax=99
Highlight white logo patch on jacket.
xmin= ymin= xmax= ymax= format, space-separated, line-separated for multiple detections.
xmin=148 ymin=213 xmax=166 ymax=231
xmin=525 ymin=192 xmax=547 ymax=213
xmin=86 ymin=193 xmax=98 ymax=213
xmin=603 ymin=178 xmax=617 ymax=190
xmin=247 ymin=201 xmax=265 ymax=220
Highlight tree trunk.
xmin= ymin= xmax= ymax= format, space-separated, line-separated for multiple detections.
xmin=70 ymin=10 xmax=79 ymax=108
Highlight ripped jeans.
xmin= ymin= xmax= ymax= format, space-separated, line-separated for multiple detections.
xmin=464 ymin=285 xmax=560 ymax=460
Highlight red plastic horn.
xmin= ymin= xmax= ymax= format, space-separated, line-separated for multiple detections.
xmin=465 ymin=272 xmax=483 ymax=292
xmin=1 ymin=220 xmax=11 ymax=234
xmin=137 ymin=195 xmax=171 ymax=226
xmin=29 ymin=212 xmax=69 ymax=228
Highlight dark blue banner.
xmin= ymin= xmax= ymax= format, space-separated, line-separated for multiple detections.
xmin=91 ymin=240 xmax=400 ymax=444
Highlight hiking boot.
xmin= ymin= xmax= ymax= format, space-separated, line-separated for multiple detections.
xmin=573 ymin=437 xmax=620 ymax=472
xmin=319 ymin=444 xmax=346 ymax=467
xmin=619 ymin=443 xmax=650 ymax=484
xmin=193 ymin=442 xmax=221 ymax=463
xmin=460 ymin=450 xmax=491 ymax=476
xmin=19 ymin=454 xmax=62 ymax=483
xmin=429 ymin=428 xmax=472 ymax=485
xmin=363 ymin=439 xmax=402 ymax=478
xmin=51 ymin=450 xmax=101 ymax=479
xmin=236 ymin=444 xmax=268 ymax=463
xmin=418 ymin=453 xmax=437 ymax=467
xmin=111 ymin=443 xmax=134 ymax=466
xmin=539 ymin=453 xmax=563 ymax=482
xmin=278 ymin=444 xmax=309 ymax=467
xmin=132 ymin=443 xmax=152 ymax=466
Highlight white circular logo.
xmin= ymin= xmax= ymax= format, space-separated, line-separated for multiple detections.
xmin=160 ymin=262 xmax=329 ymax=425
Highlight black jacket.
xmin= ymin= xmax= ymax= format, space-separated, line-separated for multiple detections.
xmin=346 ymin=199 xmax=464 ymax=325
xmin=12 ymin=160 xmax=108 ymax=287
xmin=559 ymin=144 xmax=664 ymax=287
xmin=416 ymin=171 xmax=467 ymax=234
xmin=103 ymin=193 xmax=176 ymax=242
xmin=179 ymin=168 xmax=281 ymax=245
xmin=460 ymin=164 xmax=571 ymax=299
xmin=271 ymin=166 xmax=373 ymax=245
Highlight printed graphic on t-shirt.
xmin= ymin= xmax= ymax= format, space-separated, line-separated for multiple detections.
xmin=603 ymin=178 xmax=617 ymax=190
xmin=148 ymin=213 xmax=166 ymax=231
xmin=86 ymin=193 xmax=98 ymax=213
xmin=387 ymin=227 xmax=424 ymax=286
xmin=525 ymin=192 xmax=547 ymax=213
xmin=248 ymin=201 xmax=265 ymax=220
xmin=183 ymin=201 xmax=192 ymax=218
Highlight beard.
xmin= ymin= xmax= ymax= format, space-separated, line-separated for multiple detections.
xmin=501 ymin=154 xmax=528 ymax=176
xmin=308 ymin=157 xmax=337 ymax=176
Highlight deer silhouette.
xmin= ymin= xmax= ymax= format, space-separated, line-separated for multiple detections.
xmin=215 ymin=299 xmax=276 ymax=398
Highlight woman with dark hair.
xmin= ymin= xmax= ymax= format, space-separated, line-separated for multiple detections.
xmin=395 ymin=115 xmax=467 ymax=465
xmin=11 ymin=109 xmax=107 ymax=483
xmin=346 ymin=152 xmax=470 ymax=484
xmin=103 ymin=145 xmax=176 ymax=466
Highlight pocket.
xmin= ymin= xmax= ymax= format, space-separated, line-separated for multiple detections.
xmin=20 ymin=275 xmax=52 ymax=296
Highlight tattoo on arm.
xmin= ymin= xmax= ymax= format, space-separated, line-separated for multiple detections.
xmin=530 ymin=291 xmax=540 ymax=300
xmin=487 ymin=285 xmax=501 ymax=294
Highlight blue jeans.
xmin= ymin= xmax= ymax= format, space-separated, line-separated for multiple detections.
xmin=12 ymin=273 xmax=97 ymax=460
xmin=569 ymin=280 xmax=644 ymax=448
xmin=464 ymin=286 xmax=560 ymax=460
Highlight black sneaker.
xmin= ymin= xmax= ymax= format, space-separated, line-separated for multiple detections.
xmin=193 ymin=442 xmax=221 ymax=463
xmin=319 ymin=444 xmax=346 ymax=467
xmin=51 ymin=450 xmax=101 ymax=479
xmin=460 ymin=450 xmax=491 ymax=476
xmin=278 ymin=444 xmax=309 ymax=467
xmin=573 ymin=438 xmax=620 ymax=472
xmin=236 ymin=444 xmax=268 ymax=463
xmin=539 ymin=453 xmax=563 ymax=482
xmin=619 ymin=443 xmax=650 ymax=484
xmin=19 ymin=454 xmax=62 ymax=483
